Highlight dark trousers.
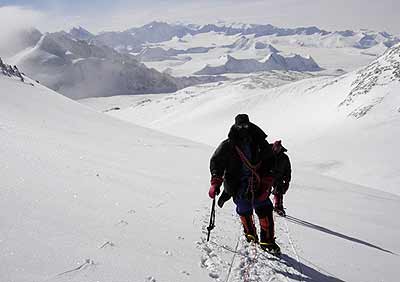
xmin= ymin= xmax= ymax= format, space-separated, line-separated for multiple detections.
xmin=234 ymin=192 xmax=275 ymax=243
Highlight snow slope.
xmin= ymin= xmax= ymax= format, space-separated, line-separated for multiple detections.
xmin=1 ymin=65 xmax=400 ymax=282
xmin=82 ymin=44 xmax=400 ymax=195
xmin=204 ymin=173 xmax=400 ymax=282
xmin=0 ymin=75 xmax=212 ymax=282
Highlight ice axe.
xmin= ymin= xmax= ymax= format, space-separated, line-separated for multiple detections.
xmin=206 ymin=198 xmax=216 ymax=241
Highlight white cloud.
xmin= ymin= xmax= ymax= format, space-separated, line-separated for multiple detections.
xmin=0 ymin=5 xmax=77 ymax=58
xmin=0 ymin=6 xmax=44 ymax=58
xmin=0 ymin=6 xmax=42 ymax=34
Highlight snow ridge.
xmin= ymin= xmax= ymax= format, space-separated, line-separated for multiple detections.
xmin=340 ymin=43 xmax=400 ymax=118
xmin=195 ymin=53 xmax=321 ymax=75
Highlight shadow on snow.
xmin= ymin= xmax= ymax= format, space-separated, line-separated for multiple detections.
xmin=285 ymin=215 xmax=396 ymax=255
xmin=277 ymin=253 xmax=346 ymax=282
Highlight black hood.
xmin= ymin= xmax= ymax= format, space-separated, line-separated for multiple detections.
xmin=228 ymin=122 xmax=267 ymax=143
xmin=272 ymin=143 xmax=288 ymax=153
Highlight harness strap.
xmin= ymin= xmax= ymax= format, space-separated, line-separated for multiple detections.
xmin=235 ymin=145 xmax=262 ymax=204
xmin=235 ymin=145 xmax=261 ymax=184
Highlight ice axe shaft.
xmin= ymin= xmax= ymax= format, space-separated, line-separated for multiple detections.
xmin=206 ymin=198 xmax=216 ymax=241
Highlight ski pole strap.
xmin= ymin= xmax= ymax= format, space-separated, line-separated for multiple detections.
xmin=207 ymin=198 xmax=216 ymax=242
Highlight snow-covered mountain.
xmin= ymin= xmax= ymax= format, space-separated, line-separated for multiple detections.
xmin=180 ymin=22 xmax=400 ymax=49
xmin=85 ymin=21 xmax=329 ymax=52
xmin=126 ymin=21 xmax=194 ymax=43
xmin=69 ymin=26 xmax=94 ymax=41
xmin=195 ymin=53 xmax=321 ymax=75
xmin=90 ymin=31 xmax=143 ymax=53
xmin=338 ymin=43 xmax=400 ymax=118
xmin=6 ymin=27 xmax=231 ymax=99
xmin=197 ymin=22 xmax=328 ymax=37
xmin=269 ymin=29 xmax=400 ymax=50
xmin=77 ymin=21 xmax=400 ymax=55
xmin=222 ymin=36 xmax=279 ymax=52
xmin=136 ymin=46 xmax=213 ymax=62
xmin=2 ymin=59 xmax=400 ymax=282
xmin=95 ymin=22 xmax=395 ymax=77
xmin=89 ymin=21 xmax=194 ymax=53
xmin=5 ymin=20 xmax=397 ymax=99
xmin=138 ymin=47 xmax=182 ymax=61
xmin=10 ymin=31 xmax=182 ymax=99
xmin=83 ymin=43 xmax=400 ymax=195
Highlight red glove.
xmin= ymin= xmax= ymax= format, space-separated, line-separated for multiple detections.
xmin=209 ymin=177 xmax=223 ymax=199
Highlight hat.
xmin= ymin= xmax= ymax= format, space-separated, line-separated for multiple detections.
xmin=234 ymin=114 xmax=250 ymax=126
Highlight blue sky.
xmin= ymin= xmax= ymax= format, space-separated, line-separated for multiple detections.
xmin=1 ymin=0 xmax=399 ymax=34
xmin=1 ymin=0 xmax=119 ymax=9
xmin=0 ymin=0 xmax=176 ymax=11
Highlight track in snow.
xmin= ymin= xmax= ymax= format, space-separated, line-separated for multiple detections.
xmin=198 ymin=206 xmax=344 ymax=282
xmin=198 ymin=205 xmax=304 ymax=282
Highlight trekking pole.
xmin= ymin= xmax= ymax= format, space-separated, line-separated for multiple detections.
xmin=206 ymin=198 xmax=216 ymax=242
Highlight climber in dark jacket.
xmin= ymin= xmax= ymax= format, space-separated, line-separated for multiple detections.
xmin=208 ymin=114 xmax=280 ymax=253
xmin=271 ymin=140 xmax=292 ymax=216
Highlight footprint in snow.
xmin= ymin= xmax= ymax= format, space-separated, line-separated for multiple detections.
xmin=209 ymin=271 xmax=219 ymax=279
xmin=181 ymin=270 xmax=191 ymax=276
xmin=116 ymin=220 xmax=129 ymax=226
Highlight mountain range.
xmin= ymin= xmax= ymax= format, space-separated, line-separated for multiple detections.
xmin=5 ymin=21 xmax=400 ymax=99
xmin=9 ymin=30 xmax=224 ymax=99
xmin=84 ymin=21 xmax=400 ymax=53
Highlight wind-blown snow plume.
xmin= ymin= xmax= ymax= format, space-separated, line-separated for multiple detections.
xmin=0 ymin=6 xmax=44 ymax=57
